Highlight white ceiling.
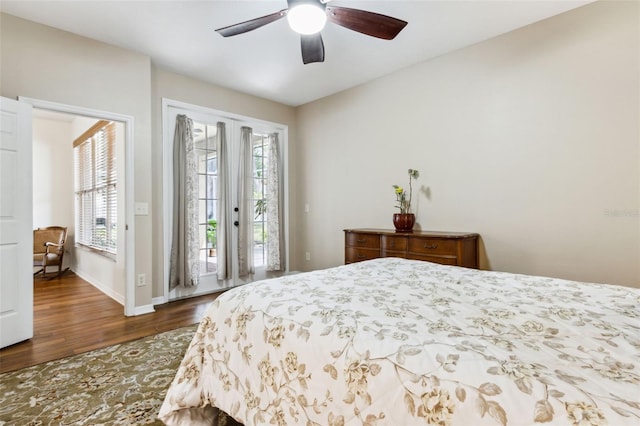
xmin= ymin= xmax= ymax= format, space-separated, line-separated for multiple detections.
xmin=1 ymin=0 xmax=594 ymax=107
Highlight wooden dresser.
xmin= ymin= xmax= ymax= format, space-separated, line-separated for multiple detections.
xmin=344 ymin=229 xmax=479 ymax=269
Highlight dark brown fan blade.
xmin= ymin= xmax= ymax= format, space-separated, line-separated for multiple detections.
xmin=326 ymin=6 xmax=407 ymax=40
xmin=216 ymin=9 xmax=287 ymax=37
xmin=301 ymin=33 xmax=325 ymax=64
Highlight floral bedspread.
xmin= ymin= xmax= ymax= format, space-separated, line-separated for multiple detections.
xmin=159 ymin=258 xmax=640 ymax=426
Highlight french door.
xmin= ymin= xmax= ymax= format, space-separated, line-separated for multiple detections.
xmin=163 ymin=100 xmax=288 ymax=301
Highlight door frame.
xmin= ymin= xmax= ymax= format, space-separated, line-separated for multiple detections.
xmin=20 ymin=97 xmax=136 ymax=316
xmin=161 ymin=98 xmax=290 ymax=303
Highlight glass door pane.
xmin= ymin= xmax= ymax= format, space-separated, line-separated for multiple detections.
xmin=194 ymin=121 xmax=218 ymax=276
xmin=252 ymin=133 xmax=268 ymax=268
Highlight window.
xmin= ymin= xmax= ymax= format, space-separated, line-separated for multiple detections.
xmin=73 ymin=120 xmax=117 ymax=254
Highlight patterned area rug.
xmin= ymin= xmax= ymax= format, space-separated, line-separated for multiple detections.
xmin=0 ymin=325 xmax=242 ymax=425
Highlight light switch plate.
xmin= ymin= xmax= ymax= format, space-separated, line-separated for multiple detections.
xmin=135 ymin=202 xmax=149 ymax=216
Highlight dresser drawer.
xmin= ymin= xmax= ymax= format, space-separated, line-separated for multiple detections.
xmin=345 ymin=232 xmax=380 ymax=249
xmin=381 ymin=235 xmax=407 ymax=252
xmin=408 ymin=238 xmax=457 ymax=256
xmin=346 ymin=247 xmax=380 ymax=263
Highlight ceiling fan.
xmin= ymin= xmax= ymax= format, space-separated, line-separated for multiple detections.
xmin=215 ymin=0 xmax=408 ymax=64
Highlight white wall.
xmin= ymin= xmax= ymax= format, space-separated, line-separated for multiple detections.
xmin=0 ymin=14 xmax=298 ymax=305
xmin=5 ymin=0 xmax=638 ymax=300
xmin=32 ymin=117 xmax=75 ymax=269
xmin=1 ymin=13 xmax=153 ymax=307
xmin=295 ymin=0 xmax=639 ymax=287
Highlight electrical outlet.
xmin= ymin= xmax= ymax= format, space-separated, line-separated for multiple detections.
xmin=136 ymin=273 xmax=146 ymax=287
xmin=305 ymin=252 xmax=311 ymax=261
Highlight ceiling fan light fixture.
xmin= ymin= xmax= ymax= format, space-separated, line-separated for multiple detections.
xmin=287 ymin=4 xmax=327 ymax=35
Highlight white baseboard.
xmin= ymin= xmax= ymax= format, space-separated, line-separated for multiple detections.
xmin=133 ymin=304 xmax=155 ymax=316
xmin=168 ymin=282 xmax=228 ymax=301
xmin=71 ymin=268 xmax=125 ymax=306
xmin=72 ymin=267 xmax=156 ymax=316
xmin=152 ymin=296 xmax=168 ymax=306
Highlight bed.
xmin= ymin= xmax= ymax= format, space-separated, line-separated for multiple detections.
xmin=159 ymin=257 xmax=640 ymax=425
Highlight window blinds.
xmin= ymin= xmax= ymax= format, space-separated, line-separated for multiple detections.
xmin=73 ymin=120 xmax=117 ymax=254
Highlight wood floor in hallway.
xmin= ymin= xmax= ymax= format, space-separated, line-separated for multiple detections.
xmin=0 ymin=272 xmax=219 ymax=373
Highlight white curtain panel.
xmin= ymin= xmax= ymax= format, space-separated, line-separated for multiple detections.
xmin=266 ymin=133 xmax=284 ymax=271
xmin=216 ymin=122 xmax=232 ymax=281
xmin=169 ymin=114 xmax=199 ymax=288
xmin=238 ymin=126 xmax=255 ymax=276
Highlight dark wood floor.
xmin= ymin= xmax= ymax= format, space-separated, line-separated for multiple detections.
xmin=0 ymin=272 xmax=220 ymax=373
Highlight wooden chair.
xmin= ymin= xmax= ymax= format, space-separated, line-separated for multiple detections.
xmin=33 ymin=226 xmax=68 ymax=279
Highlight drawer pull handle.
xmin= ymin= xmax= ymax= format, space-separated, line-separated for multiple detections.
xmin=424 ymin=244 xmax=438 ymax=249
xmin=357 ymin=254 xmax=367 ymax=259
xmin=356 ymin=238 xmax=367 ymax=243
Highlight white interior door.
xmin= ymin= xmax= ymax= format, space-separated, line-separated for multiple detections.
xmin=0 ymin=97 xmax=33 ymax=348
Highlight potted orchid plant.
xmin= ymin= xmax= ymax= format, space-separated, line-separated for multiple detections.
xmin=392 ymin=168 xmax=419 ymax=231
